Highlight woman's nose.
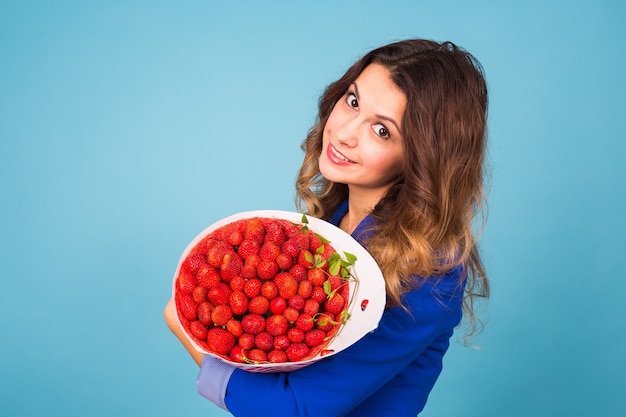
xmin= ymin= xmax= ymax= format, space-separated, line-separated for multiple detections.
xmin=335 ymin=117 xmax=359 ymax=147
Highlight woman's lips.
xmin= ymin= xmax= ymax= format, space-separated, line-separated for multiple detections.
xmin=327 ymin=143 xmax=354 ymax=166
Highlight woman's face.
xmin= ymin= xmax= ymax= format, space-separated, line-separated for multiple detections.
xmin=319 ymin=63 xmax=406 ymax=204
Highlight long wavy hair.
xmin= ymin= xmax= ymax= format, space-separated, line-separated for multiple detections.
xmin=295 ymin=39 xmax=489 ymax=338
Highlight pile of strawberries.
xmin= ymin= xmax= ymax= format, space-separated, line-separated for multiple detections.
xmin=174 ymin=216 xmax=352 ymax=364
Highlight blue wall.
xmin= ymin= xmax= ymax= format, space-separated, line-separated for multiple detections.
xmin=1 ymin=1 xmax=624 ymax=416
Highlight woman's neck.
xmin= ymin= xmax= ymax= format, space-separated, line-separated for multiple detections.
xmin=340 ymin=191 xmax=380 ymax=235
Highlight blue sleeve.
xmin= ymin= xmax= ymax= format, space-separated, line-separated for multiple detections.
xmin=218 ymin=271 xmax=464 ymax=417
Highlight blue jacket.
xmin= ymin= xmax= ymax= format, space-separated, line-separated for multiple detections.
xmin=197 ymin=201 xmax=465 ymax=416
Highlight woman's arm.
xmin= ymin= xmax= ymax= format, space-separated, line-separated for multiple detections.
xmin=164 ymin=298 xmax=204 ymax=366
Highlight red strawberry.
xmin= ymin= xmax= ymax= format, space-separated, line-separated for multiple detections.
xmin=241 ymin=314 xmax=266 ymax=335
xmin=290 ymin=233 xmax=309 ymax=251
xmin=196 ymin=264 xmax=221 ymax=289
xmin=281 ymin=240 xmax=299 ymax=258
xmin=254 ymin=332 xmax=274 ymax=351
xmin=311 ymin=286 xmax=327 ymax=303
xmin=264 ymin=224 xmax=286 ymax=246
xmin=268 ymin=349 xmax=288 ymax=363
xmin=297 ymin=250 xmax=314 ymax=269
xmin=178 ymin=294 xmax=197 ymax=321
xmin=283 ymin=307 xmax=300 ymax=323
xmin=197 ymin=302 xmax=214 ymax=326
xmin=315 ymin=313 xmax=336 ymax=332
xmin=206 ymin=327 xmax=235 ymax=355
xmin=309 ymin=234 xmax=323 ymax=251
xmin=287 ymin=327 xmax=305 ymax=343
xmin=248 ymin=296 xmax=270 ymax=315
xmin=295 ymin=314 xmax=315 ymax=332
xmin=247 ymin=349 xmax=267 ymax=363
xmin=227 ymin=229 xmax=244 ymax=247
xmin=229 ymin=275 xmax=245 ymax=292
xmin=192 ymin=285 xmax=208 ymax=304
xmin=307 ymin=268 xmax=326 ymax=286
xmin=229 ymin=290 xmax=249 ymax=316
xmin=238 ymin=333 xmax=255 ymax=349
xmin=261 ymin=281 xmax=278 ymax=299
xmin=273 ymin=334 xmax=290 ymax=350
xmin=238 ymin=239 xmax=260 ymax=259
xmin=266 ymin=314 xmax=289 ymax=336
xmin=220 ymin=252 xmax=243 ymax=282
xmin=226 ymin=318 xmax=243 ymax=337
xmin=304 ymin=329 xmax=327 ymax=348
xmin=328 ymin=275 xmax=343 ymax=291
xmin=275 ymin=253 xmax=294 ymax=270
xmin=244 ymin=218 xmax=265 ymax=242
xmin=243 ymin=278 xmax=262 ymax=298
xmin=211 ymin=304 xmax=233 ymax=326
xmin=178 ymin=272 xmax=196 ymax=294
xmin=269 ymin=297 xmax=287 ymax=315
xmin=289 ymin=263 xmax=307 ymax=281
xmin=207 ymin=282 xmax=232 ymax=306
xmin=286 ymin=342 xmax=309 ymax=362
xmin=303 ymin=299 xmax=320 ymax=317
xmin=257 ymin=260 xmax=279 ymax=280
xmin=324 ymin=293 xmax=345 ymax=315
xmin=207 ymin=240 xmax=232 ymax=268
xmin=183 ymin=252 xmax=207 ymax=274
xmin=229 ymin=345 xmax=246 ymax=363
xmin=297 ymin=280 xmax=313 ymax=298
xmin=275 ymin=272 xmax=298 ymax=299
xmin=288 ymin=294 xmax=305 ymax=311
xmin=190 ymin=320 xmax=208 ymax=340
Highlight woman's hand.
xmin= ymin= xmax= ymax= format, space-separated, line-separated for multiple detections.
xmin=164 ymin=298 xmax=204 ymax=366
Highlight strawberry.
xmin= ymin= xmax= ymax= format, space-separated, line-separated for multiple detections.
xmin=207 ymin=282 xmax=232 ymax=306
xmin=287 ymin=327 xmax=305 ymax=343
xmin=297 ymin=250 xmax=314 ymax=269
xmin=289 ymin=263 xmax=307 ymax=281
xmin=308 ymin=234 xmax=323 ymax=251
xmin=328 ymin=275 xmax=343 ymax=291
xmin=178 ymin=294 xmax=197 ymax=321
xmin=237 ymin=239 xmax=260 ymax=259
xmin=207 ymin=239 xmax=232 ymax=268
xmin=244 ymin=218 xmax=265 ymax=242
xmin=241 ymin=314 xmax=266 ymax=335
xmin=229 ymin=275 xmax=245 ymax=292
xmin=269 ymin=297 xmax=287 ymax=315
xmin=247 ymin=349 xmax=267 ymax=363
xmin=261 ymin=281 xmax=278 ymax=299
xmin=257 ymin=259 xmax=279 ymax=280
xmin=311 ymin=286 xmax=327 ymax=303
xmin=283 ymin=307 xmax=300 ymax=323
xmin=295 ymin=314 xmax=315 ymax=332
xmin=304 ymin=329 xmax=327 ymax=348
xmin=286 ymin=342 xmax=309 ymax=362
xmin=267 ymin=349 xmax=288 ymax=363
xmin=197 ymin=302 xmax=214 ymax=326
xmin=220 ymin=252 xmax=243 ymax=283
xmin=248 ymin=296 xmax=270 ymax=315
xmin=229 ymin=290 xmax=249 ymax=316
xmin=307 ymin=268 xmax=326 ymax=286
xmin=281 ymin=240 xmax=299 ymax=258
xmin=211 ymin=304 xmax=233 ymax=326
xmin=226 ymin=319 xmax=243 ymax=337
xmin=290 ymin=233 xmax=309 ymax=251
xmin=254 ymin=332 xmax=274 ymax=351
xmin=190 ymin=320 xmax=208 ymax=340
xmin=264 ymin=223 xmax=286 ymax=246
xmin=303 ymin=299 xmax=320 ymax=317
xmin=183 ymin=252 xmax=207 ymax=274
xmin=265 ymin=314 xmax=289 ymax=336
xmin=227 ymin=229 xmax=244 ymax=247
xmin=243 ymin=278 xmax=262 ymax=298
xmin=206 ymin=327 xmax=235 ymax=355
xmin=196 ymin=264 xmax=221 ymax=289
xmin=288 ymin=294 xmax=305 ymax=311
xmin=229 ymin=345 xmax=246 ymax=363
xmin=273 ymin=334 xmax=290 ymax=350
xmin=315 ymin=313 xmax=336 ymax=332
xmin=192 ymin=285 xmax=209 ymax=304
xmin=324 ymin=293 xmax=345 ymax=315
xmin=178 ymin=272 xmax=196 ymax=294
xmin=297 ymin=280 xmax=313 ymax=298
xmin=275 ymin=253 xmax=294 ymax=270
xmin=275 ymin=272 xmax=298 ymax=299
xmin=238 ymin=333 xmax=255 ymax=349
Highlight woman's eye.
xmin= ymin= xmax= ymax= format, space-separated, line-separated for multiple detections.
xmin=373 ymin=123 xmax=390 ymax=138
xmin=346 ymin=93 xmax=358 ymax=108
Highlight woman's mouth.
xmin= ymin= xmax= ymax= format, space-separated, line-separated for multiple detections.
xmin=327 ymin=143 xmax=354 ymax=165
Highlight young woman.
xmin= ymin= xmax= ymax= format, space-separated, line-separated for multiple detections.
xmin=164 ymin=38 xmax=490 ymax=416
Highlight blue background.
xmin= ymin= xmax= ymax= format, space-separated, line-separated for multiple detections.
xmin=1 ymin=1 xmax=625 ymax=416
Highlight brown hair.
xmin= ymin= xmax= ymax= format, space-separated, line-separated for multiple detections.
xmin=296 ymin=39 xmax=489 ymax=338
